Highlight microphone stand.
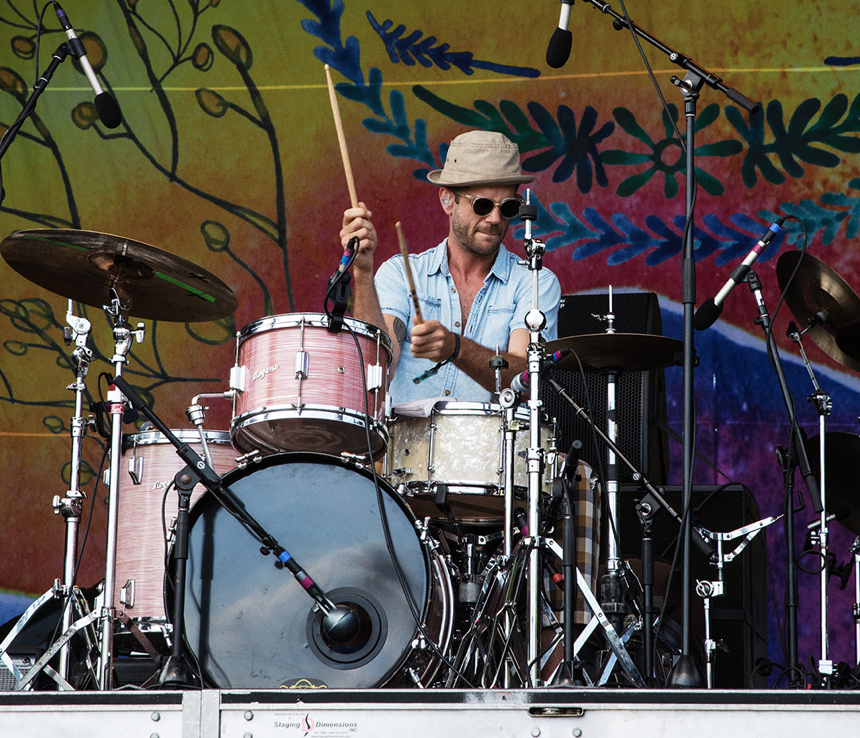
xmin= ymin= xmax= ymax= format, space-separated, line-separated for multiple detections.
xmin=109 ymin=375 xmax=353 ymax=687
xmin=0 ymin=42 xmax=73 ymax=206
xmin=574 ymin=0 xmax=759 ymax=686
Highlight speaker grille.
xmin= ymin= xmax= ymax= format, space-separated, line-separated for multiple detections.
xmin=541 ymin=292 xmax=670 ymax=484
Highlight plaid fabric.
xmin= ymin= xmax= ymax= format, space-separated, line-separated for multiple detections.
xmin=544 ymin=461 xmax=601 ymax=625
xmin=573 ymin=462 xmax=601 ymax=625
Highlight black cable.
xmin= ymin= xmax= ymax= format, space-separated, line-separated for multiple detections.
xmin=343 ymin=319 xmax=474 ymax=686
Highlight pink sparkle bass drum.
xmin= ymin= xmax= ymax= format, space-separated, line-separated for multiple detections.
xmin=230 ymin=313 xmax=391 ymax=459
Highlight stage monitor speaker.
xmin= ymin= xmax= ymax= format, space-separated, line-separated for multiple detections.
xmin=541 ymin=291 xmax=670 ymax=485
xmin=619 ymin=483 xmax=768 ymax=689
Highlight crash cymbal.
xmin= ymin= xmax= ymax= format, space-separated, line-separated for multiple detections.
xmin=545 ymin=333 xmax=684 ymax=372
xmin=776 ymin=251 xmax=860 ymax=371
xmin=807 ymin=433 xmax=860 ymax=535
xmin=1 ymin=229 xmax=237 ymax=322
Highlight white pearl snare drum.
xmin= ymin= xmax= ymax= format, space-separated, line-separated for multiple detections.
xmin=386 ymin=401 xmax=556 ymax=525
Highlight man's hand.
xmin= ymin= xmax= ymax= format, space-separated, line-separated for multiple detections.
xmin=410 ymin=319 xmax=457 ymax=362
xmin=340 ymin=202 xmax=376 ymax=273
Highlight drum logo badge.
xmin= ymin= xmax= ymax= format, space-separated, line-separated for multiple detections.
xmin=252 ymin=363 xmax=280 ymax=381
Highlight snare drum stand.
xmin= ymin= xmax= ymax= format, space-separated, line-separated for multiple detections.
xmin=97 ymin=295 xmax=145 ymax=689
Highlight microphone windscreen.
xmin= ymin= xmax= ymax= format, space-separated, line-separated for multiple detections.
xmin=546 ymin=29 xmax=573 ymax=69
xmin=95 ymin=91 xmax=122 ymax=129
xmin=693 ymin=298 xmax=722 ymax=331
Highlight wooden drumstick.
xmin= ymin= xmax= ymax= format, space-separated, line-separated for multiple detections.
xmin=395 ymin=221 xmax=424 ymax=323
xmin=325 ymin=64 xmax=359 ymax=208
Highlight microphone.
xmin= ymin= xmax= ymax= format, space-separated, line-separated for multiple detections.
xmin=510 ymin=347 xmax=571 ymax=394
xmin=321 ymin=603 xmax=362 ymax=644
xmin=54 ymin=3 xmax=122 ymax=129
xmin=694 ymin=217 xmax=785 ymax=331
xmin=546 ymin=1 xmax=575 ymax=68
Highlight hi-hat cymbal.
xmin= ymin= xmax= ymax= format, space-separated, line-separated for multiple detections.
xmin=776 ymin=251 xmax=860 ymax=371
xmin=807 ymin=432 xmax=860 ymax=535
xmin=1 ymin=229 xmax=237 ymax=322
xmin=545 ymin=333 xmax=684 ymax=372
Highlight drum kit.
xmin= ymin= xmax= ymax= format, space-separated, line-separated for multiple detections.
xmin=2 ymin=224 xmax=860 ymax=693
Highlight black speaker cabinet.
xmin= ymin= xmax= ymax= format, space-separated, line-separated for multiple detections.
xmin=541 ymin=292 xmax=670 ymax=485
xmin=619 ymin=483 xmax=768 ymax=689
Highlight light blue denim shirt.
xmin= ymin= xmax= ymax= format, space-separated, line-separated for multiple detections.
xmin=375 ymin=239 xmax=561 ymax=404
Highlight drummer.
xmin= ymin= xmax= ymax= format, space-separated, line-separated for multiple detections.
xmin=340 ymin=130 xmax=561 ymax=403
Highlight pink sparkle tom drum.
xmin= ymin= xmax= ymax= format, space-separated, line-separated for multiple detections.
xmin=230 ymin=314 xmax=391 ymax=459
xmin=114 ymin=429 xmax=237 ymax=628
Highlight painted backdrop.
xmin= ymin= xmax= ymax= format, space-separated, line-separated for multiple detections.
xmin=2 ymin=0 xmax=860 ymax=684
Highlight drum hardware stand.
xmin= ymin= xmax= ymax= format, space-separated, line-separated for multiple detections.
xmin=746 ymin=270 xmax=828 ymax=685
xmin=695 ymin=515 xmax=782 ymax=688
xmin=850 ymin=536 xmax=860 ymax=670
xmin=789 ymin=318 xmax=833 ymax=685
xmin=518 ymin=190 xmax=551 ymax=686
xmin=546 ymin=376 xmax=718 ymax=683
xmin=109 ymin=375 xmax=362 ymax=682
xmin=186 ymin=391 xmax=236 ymax=468
xmin=0 ymin=302 xmax=98 ymax=690
xmin=96 ymin=294 xmax=145 ymax=690
xmin=635 ymin=503 xmax=657 ymax=683
xmin=591 ymin=296 xmax=630 ymax=633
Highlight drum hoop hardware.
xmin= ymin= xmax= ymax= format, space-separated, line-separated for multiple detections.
xmin=229 ymin=364 xmax=246 ymax=394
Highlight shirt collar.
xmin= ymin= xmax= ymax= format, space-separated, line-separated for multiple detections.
xmin=427 ymin=239 xmax=513 ymax=283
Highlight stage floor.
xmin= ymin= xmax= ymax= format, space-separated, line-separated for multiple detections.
xmin=1 ymin=688 xmax=859 ymax=737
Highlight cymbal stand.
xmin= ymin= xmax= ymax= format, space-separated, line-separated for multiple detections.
xmin=519 ymin=191 xmax=549 ymax=686
xmin=695 ymin=515 xmax=782 ymax=688
xmin=54 ymin=301 xmax=95 ymax=680
xmin=590 ymin=291 xmax=629 ymax=630
xmin=97 ymin=294 xmax=145 ymax=690
xmin=786 ymin=314 xmax=834 ymax=685
xmin=0 ymin=302 xmax=96 ymax=690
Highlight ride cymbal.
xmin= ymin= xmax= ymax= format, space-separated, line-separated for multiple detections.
xmin=776 ymin=251 xmax=860 ymax=371
xmin=1 ymin=229 xmax=237 ymax=322
xmin=545 ymin=333 xmax=684 ymax=373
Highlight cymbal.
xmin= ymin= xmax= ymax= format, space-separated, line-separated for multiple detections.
xmin=806 ymin=433 xmax=860 ymax=535
xmin=545 ymin=333 xmax=684 ymax=372
xmin=776 ymin=251 xmax=860 ymax=371
xmin=1 ymin=229 xmax=237 ymax=322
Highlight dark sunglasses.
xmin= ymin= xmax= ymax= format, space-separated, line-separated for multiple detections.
xmin=454 ymin=190 xmax=523 ymax=219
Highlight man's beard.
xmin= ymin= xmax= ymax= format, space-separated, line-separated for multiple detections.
xmin=450 ymin=209 xmax=508 ymax=256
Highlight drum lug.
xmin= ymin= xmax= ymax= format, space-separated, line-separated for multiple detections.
xmin=229 ymin=365 xmax=247 ymax=393
xmin=366 ymin=363 xmax=383 ymax=392
xmin=119 ymin=578 xmax=135 ymax=609
xmin=339 ymin=451 xmax=370 ymax=467
xmin=294 ymin=350 xmax=309 ymax=380
xmin=235 ymin=449 xmax=262 ymax=469
xmin=389 ymin=467 xmax=414 ymax=478
xmin=127 ymin=454 xmax=144 ymax=485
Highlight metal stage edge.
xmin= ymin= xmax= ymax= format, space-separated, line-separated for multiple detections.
xmin=1 ymin=688 xmax=859 ymax=737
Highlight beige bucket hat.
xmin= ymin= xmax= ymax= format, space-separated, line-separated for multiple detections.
xmin=427 ymin=130 xmax=535 ymax=188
